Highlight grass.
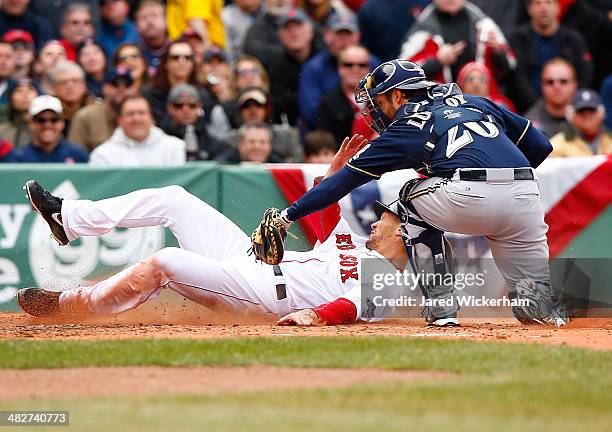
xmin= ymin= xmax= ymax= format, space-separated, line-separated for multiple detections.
xmin=0 ymin=337 xmax=610 ymax=432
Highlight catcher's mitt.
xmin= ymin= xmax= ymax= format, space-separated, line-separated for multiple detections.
xmin=250 ymin=208 xmax=291 ymax=265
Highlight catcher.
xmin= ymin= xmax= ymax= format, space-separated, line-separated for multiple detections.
xmin=18 ymin=135 xmax=406 ymax=326
xmin=251 ymin=59 xmax=569 ymax=327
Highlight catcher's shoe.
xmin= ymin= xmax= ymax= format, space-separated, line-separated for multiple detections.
xmin=24 ymin=180 xmax=69 ymax=246
xmin=426 ymin=313 xmax=460 ymax=327
xmin=511 ymin=280 xmax=569 ymax=327
xmin=17 ymin=288 xmax=61 ymax=317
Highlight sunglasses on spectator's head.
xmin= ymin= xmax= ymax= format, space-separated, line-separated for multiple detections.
xmin=172 ymin=102 xmax=198 ymax=109
xmin=169 ymin=54 xmax=194 ymax=61
xmin=543 ymin=78 xmax=571 ymax=86
xmin=33 ymin=116 xmax=62 ymax=125
xmin=340 ymin=62 xmax=369 ymax=68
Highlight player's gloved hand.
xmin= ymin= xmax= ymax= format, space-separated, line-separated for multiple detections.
xmin=277 ymin=309 xmax=321 ymax=326
xmin=250 ymin=207 xmax=292 ymax=265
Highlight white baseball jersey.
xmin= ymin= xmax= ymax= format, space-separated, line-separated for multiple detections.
xmin=55 ymin=185 xmax=398 ymax=321
xmin=281 ymin=217 xmax=396 ymax=320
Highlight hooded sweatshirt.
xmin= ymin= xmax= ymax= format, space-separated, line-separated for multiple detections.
xmin=89 ymin=126 xmax=186 ymax=166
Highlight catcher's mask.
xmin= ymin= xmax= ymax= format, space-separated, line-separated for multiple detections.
xmin=355 ymin=60 xmax=436 ymax=133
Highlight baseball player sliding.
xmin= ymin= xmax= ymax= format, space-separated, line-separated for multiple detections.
xmin=18 ymin=135 xmax=402 ymax=326
xmin=251 ymin=59 xmax=569 ymax=327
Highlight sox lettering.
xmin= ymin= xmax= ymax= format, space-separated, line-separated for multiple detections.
xmin=336 ymin=234 xmax=358 ymax=283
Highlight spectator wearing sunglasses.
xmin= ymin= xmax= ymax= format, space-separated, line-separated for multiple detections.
xmin=160 ymin=83 xmax=226 ymax=161
xmin=8 ymin=95 xmax=88 ymax=163
xmin=298 ymin=15 xmax=378 ymax=131
xmin=141 ymin=41 xmax=210 ymax=125
xmin=316 ymin=45 xmax=374 ymax=145
xmin=112 ymin=43 xmax=149 ymax=92
xmin=231 ymin=55 xmax=269 ymax=95
xmin=508 ymin=0 xmax=592 ymax=113
xmin=29 ymin=0 xmax=100 ymax=39
xmin=525 ymin=58 xmax=578 ymax=138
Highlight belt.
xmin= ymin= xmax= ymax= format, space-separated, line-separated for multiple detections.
xmin=458 ymin=168 xmax=534 ymax=181
xmin=273 ymin=264 xmax=287 ymax=300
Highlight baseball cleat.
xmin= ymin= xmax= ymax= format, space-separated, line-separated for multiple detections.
xmin=24 ymin=180 xmax=69 ymax=246
xmin=17 ymin=288 xmax=61 ymax=317
xmin=426 ymin=314 xmax=460 ymax=327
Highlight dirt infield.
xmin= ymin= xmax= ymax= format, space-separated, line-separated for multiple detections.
xmin=2 ymin=311 xmax=612 ymax=350
xmin=0 ymin=365 xmax=450 ymax=400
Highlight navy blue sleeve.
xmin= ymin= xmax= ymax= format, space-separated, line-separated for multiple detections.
xmin=286 ymin=167 xmax=371 ymax=221
xmin=469 ymin=95 xmax=552 ymax=168
xmin=516 ymin=125 xmax=553 ymax=168
xmin=345 ymin=123 xmax=425 ymax=179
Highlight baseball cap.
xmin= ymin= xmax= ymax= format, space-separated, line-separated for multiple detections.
xmin=373 ymin=199 xmax=400 ymax=218
xmin=572 ymin=89 xmax=602 ymax=111
xmin=168 ymin=83 xmax=201 ymax=104
xmin=203 ymin=47 xmax=228 ymax=63
xmin=104 ymin=67 xmax=134 ymax=86
xmin=2 ymin=29 xmax=34 ymax=45
xmin=327 ymin=14 xmax=359 ymax=33
xmin=237 ymin=88 xmax=268 ymax=107
xmin=29 ymin=95 xmax=63 ymax=117
xmin=278 ymin=8 xmax=309 ymax=28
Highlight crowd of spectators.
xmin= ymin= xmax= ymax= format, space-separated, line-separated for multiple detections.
xmin=1 ymin=0 xmax=611 ymax=166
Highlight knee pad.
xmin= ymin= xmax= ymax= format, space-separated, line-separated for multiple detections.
xmin=397 ymin=198 xmax=458 ymax=319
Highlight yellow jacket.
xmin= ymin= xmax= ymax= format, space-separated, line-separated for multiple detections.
xmin=166 ymin=0 xmax=225 ymax=47
xmin=549 ymin=128 xmax=612 ymax=157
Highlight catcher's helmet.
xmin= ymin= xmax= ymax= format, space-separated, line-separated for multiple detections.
xmin=355 ymin=60 xmax=436 ymax=133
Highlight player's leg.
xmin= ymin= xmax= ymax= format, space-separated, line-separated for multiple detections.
xmin=26 ymin=181 xmax=250 ymax=260
xmin=409 ymin=177 xmax=567 ymax=326
xmin=20 ymin=247 xmax=279 ymax=317
xmin=482 ymin=182 xmax=568 ymax=326
xmin=397 ymin=179 xmax=459 ymax=326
